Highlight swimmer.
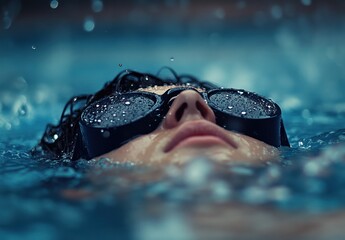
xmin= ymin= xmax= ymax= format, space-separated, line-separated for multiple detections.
xmin=36 ymin=69 xmax=289 ymax=164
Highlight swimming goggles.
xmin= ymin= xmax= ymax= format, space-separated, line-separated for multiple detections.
xmin=73 ymin=87 xmax=289 ymax=159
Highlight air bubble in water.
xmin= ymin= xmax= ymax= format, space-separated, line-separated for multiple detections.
xmin=241 ymin=111 xmax=247 ymax=115
xmin=50 ymin=0 xmax=59 ymax=9
xmin=31 ymin=45 xmax=36 ymax=50
xmin=170 ymin=57 xmax=175 ymax=62
xmin=83 ymin=17 xmax=95 ymax=32
xmin=124 ymin=101 xmax=131 ymax=105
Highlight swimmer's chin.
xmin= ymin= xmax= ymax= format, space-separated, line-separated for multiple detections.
xmin=96 ymin=142 xmax=280 ymax=165
xmin=150 ymin=147 xmax=280 ymax=165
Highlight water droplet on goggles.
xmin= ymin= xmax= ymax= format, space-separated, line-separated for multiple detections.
xmin=209 ymin=90 xmax=278 ymax=118
xmin=82 ymin=93 xmax=156 ymax=128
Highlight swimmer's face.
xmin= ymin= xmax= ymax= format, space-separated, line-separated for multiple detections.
xmin=99 ymin=85 xmax=279 ymax=164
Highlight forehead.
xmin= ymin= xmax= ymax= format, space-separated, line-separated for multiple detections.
xmin=138 ymin=85 xmax=205 ymax=95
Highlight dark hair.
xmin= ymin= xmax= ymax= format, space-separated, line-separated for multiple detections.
xmin=33 ymin=68 xmax=218 ymax=160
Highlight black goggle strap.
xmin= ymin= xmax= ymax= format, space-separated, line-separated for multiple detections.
xmin=71 ymin=128 xmax=85 ymax=160
xmin=280 ymin=119 xmax=290 ymax=147
xmin=160 ymin=87 xmax=203 ymax=105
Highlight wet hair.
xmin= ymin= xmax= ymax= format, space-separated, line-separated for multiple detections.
xmin=34 ymin=68 xmax=218 ymax=160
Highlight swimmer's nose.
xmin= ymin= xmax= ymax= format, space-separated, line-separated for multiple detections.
xmin=163 ymin=90 xmax=216 ymax=129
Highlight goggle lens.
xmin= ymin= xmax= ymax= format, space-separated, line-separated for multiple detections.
xmin=208 ymin=90 xmax=278 ymax=118
xmin=82 ymin=93 xmax=157 ymax=128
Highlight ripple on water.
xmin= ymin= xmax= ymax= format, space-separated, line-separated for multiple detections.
xmin=1 ymin=140 xmax=345 ymax=240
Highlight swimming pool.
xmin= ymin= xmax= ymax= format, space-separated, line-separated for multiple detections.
xmin=1 ymin=1 xmax=345 ymax=239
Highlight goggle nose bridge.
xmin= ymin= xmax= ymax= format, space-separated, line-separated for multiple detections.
xmin=154 ymin=87 xmax=204 ymax=110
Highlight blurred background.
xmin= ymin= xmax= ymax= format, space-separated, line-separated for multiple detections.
xmin=1 ymin=0 xmax=345 ymax=136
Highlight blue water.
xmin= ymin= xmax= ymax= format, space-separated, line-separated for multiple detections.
xmin=1 ymin=1 xmax=345 ymax=239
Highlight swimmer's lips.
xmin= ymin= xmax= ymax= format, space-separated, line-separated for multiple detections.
xmin=164 ymin=121 xmax=238 ymax=153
